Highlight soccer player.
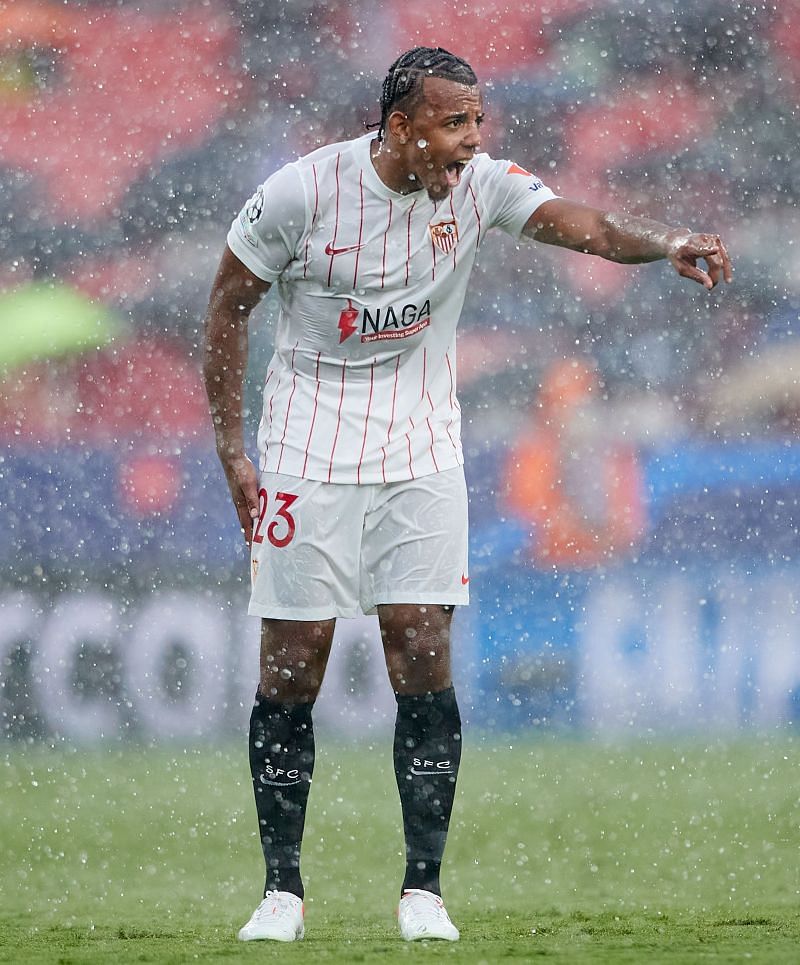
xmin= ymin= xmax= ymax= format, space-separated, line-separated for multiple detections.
xmin=203 ymin=46 xmax=731 ymax=943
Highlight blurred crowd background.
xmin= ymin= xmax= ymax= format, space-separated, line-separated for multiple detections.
xmin=2 ymin=1 xmax=800 ymax=739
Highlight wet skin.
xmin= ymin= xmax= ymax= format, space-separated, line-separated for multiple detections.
xmin=370 ymin=76 xmax=484 ymax=201
xmin=205 ymin=76 xmax=732 ymax=712
xmin=259 ymin=605 xmax=454 ymax=702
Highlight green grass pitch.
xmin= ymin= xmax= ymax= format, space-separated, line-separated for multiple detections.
xmin=2 ymin=734 xmax=800 ymax=962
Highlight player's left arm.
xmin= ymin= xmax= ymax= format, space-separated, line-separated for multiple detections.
xmin=524 ymin=198 xmax=732 ymax=290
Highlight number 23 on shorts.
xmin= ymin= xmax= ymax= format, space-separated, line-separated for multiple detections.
xmin=253 ymin=488 xmax=298 ymax=548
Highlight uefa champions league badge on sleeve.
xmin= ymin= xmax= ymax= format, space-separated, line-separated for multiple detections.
xmin=239 ymin=186 xmax=265 ymax=247
xmin=246 ymin=185 xmax=265 ymax=224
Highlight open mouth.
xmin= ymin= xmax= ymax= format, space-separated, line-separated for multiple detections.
xmin=445 ymin=160 xmax=469 ymax=187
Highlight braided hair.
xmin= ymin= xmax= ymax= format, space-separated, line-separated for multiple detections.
xmin=367 ymin=47 xmax=478 ymax=142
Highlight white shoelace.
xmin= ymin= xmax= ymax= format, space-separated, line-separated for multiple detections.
xmin=402 ymin=890 xmax=451 ymax=923
xmin=252 ymin=891 xmax=299 ymax=923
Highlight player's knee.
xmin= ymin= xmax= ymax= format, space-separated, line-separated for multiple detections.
xmin=260 ymin=644 xmax=327 ymax=700
xmin=259 ymin=671 xmax=322 ymax=702
xmin=379 ymin=604 xmax=453 ymax=640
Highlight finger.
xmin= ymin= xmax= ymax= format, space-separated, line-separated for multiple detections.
xmin=676 ymin=259 xmax=713 ymax=289
xmin=682 ymin=234 xmax=733 ymax=285
xmin=229 ymin=458 xmax=260 ymax=539
xmin=242 ymin=485 xmax=261 ymax=545
xmin=237 ymin=503 xmax=255 ymax=545
xmin=716 ymin=237 xmax=733 ymax=283
xmin=241 ymin=475 xmax=260 ymax=520
xmin=231 ymin=490 xmax=255 ymax=545
xmin=706 ymin=252 xmax=723 ymax=288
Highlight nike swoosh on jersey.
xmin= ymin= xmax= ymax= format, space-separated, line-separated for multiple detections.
xmin=461 ymin=574 xmax=469 ymax=585
xmin=325 ymin=241 xmax=366 ymax=256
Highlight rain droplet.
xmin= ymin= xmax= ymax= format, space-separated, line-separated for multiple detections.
xmin=417 ymin=138 xmax=428 ymax=149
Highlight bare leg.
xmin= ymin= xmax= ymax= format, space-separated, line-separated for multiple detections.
xmin=259 ymin=617 xmax=335 ymax=701
xmin=379 ymin=603 xmax=453 ymax=695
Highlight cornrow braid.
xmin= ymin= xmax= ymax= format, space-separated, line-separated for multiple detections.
xmin=366 ymin=47 xmax=478 ymax=142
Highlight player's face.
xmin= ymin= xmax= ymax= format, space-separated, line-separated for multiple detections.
xmin=399 ymin=77 xmax=484 ymax=201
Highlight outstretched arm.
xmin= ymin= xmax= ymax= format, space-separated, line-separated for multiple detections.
xmin=524 ymin=198 xmax=732 ymax=290
xmin=203 ymin=246 xmax=272 ymax=544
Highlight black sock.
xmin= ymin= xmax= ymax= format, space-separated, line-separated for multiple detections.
xmin=248 ymin=691 xmax=315 ymax=900
xmin=393 ymin=686 xmax=462 ymax=896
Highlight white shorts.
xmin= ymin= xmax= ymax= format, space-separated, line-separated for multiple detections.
xmin=248 ymin=467 xmax=469 ymax=621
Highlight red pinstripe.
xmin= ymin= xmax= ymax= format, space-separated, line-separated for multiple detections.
xmin=267 ymin=375 xmax=280 ymax=428
xmin=467 ymin=182 xmax=481 ymax=249
xmin=404 ymin=200 xmax=416 ymax=286
xmin=303 ymin=164 xmax=319 ymax=278
xmin=380 ymin=355 xmax=401 ymax=482
xmin=264 ymin=372 xmax=282 ymax=465
xmin=259 ymin=371 xmax=275 ymax=473
xmin=327 ymin=358 xmax=347 ymax=483
xmin=352 ymin=170 xmax=364 ymax=289
xmin=301 ymin=352 xmax=322 ymax=477
xmin=380 ymin=200 xmax=393 ymax=289
xmin=326 ymin=152 xmax=342 ymax=287
xmin=421 ymin=349 xmax=439 ymax=471
xmin=444 ymin=352 xmax=459 ymax=454
xmin=445 ymin=352 xmax=456 ymax=409
xmin=406 ymin=430 xmax=415 ymax=479
xmin=449 ymin=194 xmax=458 ymax=271
xmin=425 ymin=390 xmax=440 ymax=473
xmin=276 ymin=343 xmax=299 ymax=473
xmin=430 ymin=198 xmax=438 ymax=281
xmin=356 ymin=360 xmax=375 ymax=485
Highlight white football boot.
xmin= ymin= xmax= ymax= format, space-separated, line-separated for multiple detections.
xmin=237 ymin=890 xmax=304 ymax=942
xmin=397 ymin=888 xmax=460 ymax=941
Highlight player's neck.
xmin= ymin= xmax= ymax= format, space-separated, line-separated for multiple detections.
xmin=370 ymin=138 xmax=423 ymax=197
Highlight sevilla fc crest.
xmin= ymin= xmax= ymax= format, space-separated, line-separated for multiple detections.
xmin=429 ymin=219 xmax=459 ymax=254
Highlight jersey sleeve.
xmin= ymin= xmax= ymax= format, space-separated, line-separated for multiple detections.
xmin=226 ymin=163 xmax=307 ymax=282
xmin=475 ymin=156 xmax=558 ymax=240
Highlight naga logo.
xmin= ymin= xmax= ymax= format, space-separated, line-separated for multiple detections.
xmin=337 ymin=299 xmax=359 ymax=343
xmin=336 ymin=300 xmax=432 ymax=344
xmin=361 ymin=300 xmax=431 ymax=343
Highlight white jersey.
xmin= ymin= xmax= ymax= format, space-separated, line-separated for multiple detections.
xmin=227 ymin=133 xmax=556 ymax=484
